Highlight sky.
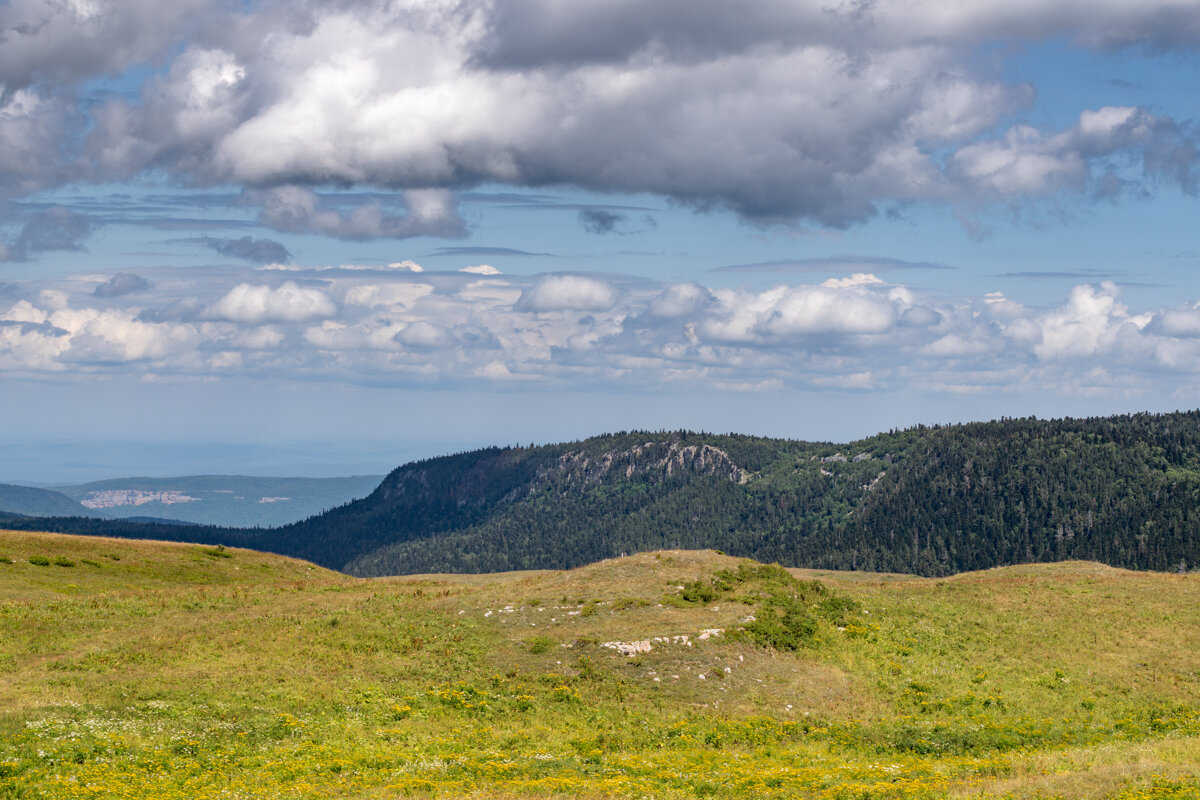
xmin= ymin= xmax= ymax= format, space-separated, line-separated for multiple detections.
xmin=3 ymin=0 xmax=1200 ymax=482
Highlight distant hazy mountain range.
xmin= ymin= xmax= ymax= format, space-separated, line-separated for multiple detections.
xmin=0 ymin=484 xmax=89 ymax=518
xmin=0 ymin=475 xmax=384 ymax=528
xmin=4 ymin=411 xmax=1200 ymax=577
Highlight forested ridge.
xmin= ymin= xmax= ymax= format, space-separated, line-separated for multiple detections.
xmin=5 ymin=411 xmax=1200 ymax=577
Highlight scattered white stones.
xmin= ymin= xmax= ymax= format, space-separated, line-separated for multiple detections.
xmin=598 ymin=628 xmax=728 ymax=657
xmin=601 ymin=640 xmax=653 ymax=657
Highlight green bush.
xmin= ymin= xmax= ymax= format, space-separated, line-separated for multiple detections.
xmin=525 ymin=636 xmax=556 ymax=655
xmin=53 ymin=556 xmax=76 ymax=567
xmin=28 ymin=556 xmax=50 ymax=566
xmin=679 ymin=580 xmax=720 ymax=604
xmin=744 ymin=597 xmax=819 ymax=651
xmin=0 ymin=556 xmax=12 ymax=564
xmin=690 ymin=561 xmax=862 ymax=651
xmin=817 ymin=593 xmax=861 ymax=626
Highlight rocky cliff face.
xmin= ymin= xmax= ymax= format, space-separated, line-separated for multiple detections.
xmin=372 ymin=440 xmax=751 ymax=511
xmin=80 ymin=490 xmax=198 ymax=509
xmin=545 ymin=441 xmax=750 ymax=487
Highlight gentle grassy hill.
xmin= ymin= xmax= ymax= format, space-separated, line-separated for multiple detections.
xmin=2 ymin=530 xmax=1198 ymax=799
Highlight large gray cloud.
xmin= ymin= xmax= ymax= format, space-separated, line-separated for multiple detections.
xmin=471 ymin=0 xmax=1200 ymax=67
xmin=3 ymin=0 xmax=1200 ymax=230
xmin=0 ymin=0 xmax=211 ymax=91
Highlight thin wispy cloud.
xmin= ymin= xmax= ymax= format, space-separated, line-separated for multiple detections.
xmin=714 ymin=256 xmax=956 ymax=275
xmin=994 ymin=270 xmax=1120 ymax=280
xmin=93 ymin=274 xmax=153 ymax=298
xmin=201 ymin=236 xmax=292 ymax=264
xmin=426 ymin=247 xmax=558 ymax=258
xmin=1 ymin=208 xmax=94 ymax=262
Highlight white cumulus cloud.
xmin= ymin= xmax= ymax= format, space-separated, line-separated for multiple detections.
xmin=207 ymin=281 xmax=337 ymax=324
xmin=516 ymin=275 xmax=621 ymax=312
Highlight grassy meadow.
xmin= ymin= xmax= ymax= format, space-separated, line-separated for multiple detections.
xmin=1 ymin=529 xmax=1199 ymax=799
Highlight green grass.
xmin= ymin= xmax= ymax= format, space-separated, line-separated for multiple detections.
xmin=1 ymin=530 xmax=1198 ymax=799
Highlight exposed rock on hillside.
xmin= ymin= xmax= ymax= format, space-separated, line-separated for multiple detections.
xmin=547 ymin=442 xmax=750 ymax=488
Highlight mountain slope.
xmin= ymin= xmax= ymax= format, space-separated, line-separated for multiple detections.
xmin=0 ymin=482 xmax=88 ymax=517
xmin=279 ymin=432 xmax=838 ymax=572
xmin=289 ymin=413 xmax=1200 ymax=577
xmin=6 ymin=411 xmax=1200 ymax=577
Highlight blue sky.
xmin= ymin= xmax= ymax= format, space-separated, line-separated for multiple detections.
xmin=3 ymin=1 xmax=1200 ymax=481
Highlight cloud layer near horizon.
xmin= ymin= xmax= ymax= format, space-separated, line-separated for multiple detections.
xmin=2 ymin=0 xmax=1199 ymax=232
xmin=3 ymin=264 xmax=1200 ymax=399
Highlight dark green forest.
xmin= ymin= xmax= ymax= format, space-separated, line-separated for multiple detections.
xmin=6 ymin=411 xmax=1200 ymax=577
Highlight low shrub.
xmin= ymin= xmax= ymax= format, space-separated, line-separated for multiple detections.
xmin=744 ymin=597 xmax=818 ymax=651
xmin=676 ymin=561 xmax=863 ymax=651
xmin=525 ymin=636 xmax=556 ymax=655
xmin=679 ymin=580 xmax=720 ymax=604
